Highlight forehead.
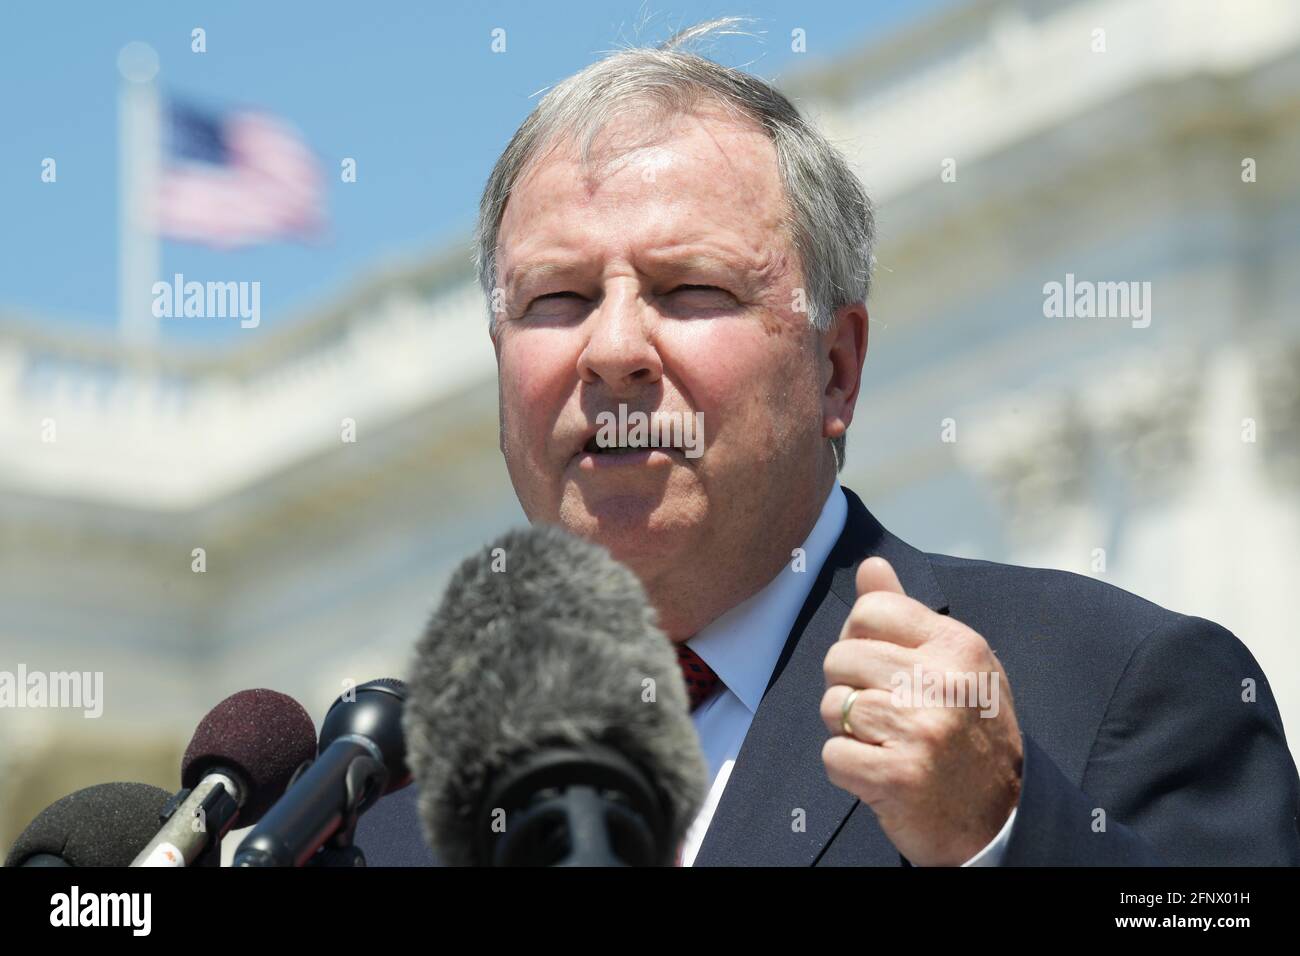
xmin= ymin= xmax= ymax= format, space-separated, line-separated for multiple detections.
xmin=497 ymin=107 xmax=791 ymax=277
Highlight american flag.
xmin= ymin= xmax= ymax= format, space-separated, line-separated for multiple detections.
xmin=155 ymin=100 xmax=326 ymax=248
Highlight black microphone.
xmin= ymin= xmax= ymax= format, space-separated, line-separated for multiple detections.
xmin=130 ymin=688 xmax=317 ymax=867
xmin=404 ymin=525 xmax=708 ymax=866
xmin=5 ymin=782 xmax=172 ymax=867
xmin=233 ymin=679 xmax=411 ymax=867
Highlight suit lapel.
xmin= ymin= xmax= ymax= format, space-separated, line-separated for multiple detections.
xmin=692 ymin=486 xmax=948 ymax=866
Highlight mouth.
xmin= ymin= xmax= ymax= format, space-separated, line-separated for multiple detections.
xmin=580 ymin=435 xmax=678 ymax=456
xmin=568 ymin=407 xmax=705 ymax=470
xmin=570 ymin=428 xmax=688 ymax=471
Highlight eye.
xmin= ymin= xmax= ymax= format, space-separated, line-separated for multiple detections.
xmin=663 ymin=284 xmax=736 ymax=308
xmin=522 ymin=291 xmax=588 ymax=318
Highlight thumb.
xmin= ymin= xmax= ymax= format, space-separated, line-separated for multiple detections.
xmin=856 ymin=556 xmax=906 ymax=598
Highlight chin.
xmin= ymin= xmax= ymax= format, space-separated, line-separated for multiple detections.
xmin=558 ymin=492 xmax=702 ymax=569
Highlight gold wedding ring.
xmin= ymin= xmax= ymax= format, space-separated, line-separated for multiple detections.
xmin=840 ymin=687 xmax=863 ymax=736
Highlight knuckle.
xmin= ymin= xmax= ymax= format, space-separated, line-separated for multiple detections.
xmin=904 ymin=759 xmax=932 ymax=793
xmin=880 ymin=758 xmax=912 ymax=791
xmin=853 ymin=589 xmax=891 ymax=622
xmin=821 ymin=737 xmax=844 ymax=772
xmin=889 ymin=752 xmax=931 ymax=793
xmin=951 ymin=644 xmax=983 ymax=674
xmin=937 ymin=628 xmax=986 ymax=670
xmin=916 ymin=709 xmax=952 ymax=747
xmin=819 ymin=689 xmax=839 ymax=725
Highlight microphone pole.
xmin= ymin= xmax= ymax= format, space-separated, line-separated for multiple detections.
xmin=234 ymin=678 xmax=410 ymax=867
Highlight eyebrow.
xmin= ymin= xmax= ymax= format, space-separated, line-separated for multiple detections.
xmin=503 ymin=246 xmax=766 ymax=300
xmin=638 ymin=248 xmax=769 ymax=295
xmin=640 ymin=251 xmax=736 ymax=274
xmin=502 ymin=259 xmax=589 ymax=296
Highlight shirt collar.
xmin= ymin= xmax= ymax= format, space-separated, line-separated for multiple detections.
xmin=686 ymin=480 xmax=848 ymax=714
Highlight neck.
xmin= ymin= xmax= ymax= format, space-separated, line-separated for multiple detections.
xmin=643 ymin=472 xmax=837 ymax=643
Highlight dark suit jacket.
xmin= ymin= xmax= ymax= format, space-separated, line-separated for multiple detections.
xmin=356 ymin=486 xmax=1300 ymax=865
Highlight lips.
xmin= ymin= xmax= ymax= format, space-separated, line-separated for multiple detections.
xmin=573 ymin=446 xmax=675 ymax=472
xmin=567 ymin=408 xmax=702 ymax=467
xmin=582 ymin=435 xmax=677 ymax=455
xmin=567 ymin=426 xmax=686 ymax=472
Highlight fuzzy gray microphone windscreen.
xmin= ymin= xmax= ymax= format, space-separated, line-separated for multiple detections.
xmin=403 ymin=524 xmax=708 ymax=865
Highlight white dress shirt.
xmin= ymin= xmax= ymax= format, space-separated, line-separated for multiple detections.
xmin=678 ymin=480 xmax=1017 ymax=866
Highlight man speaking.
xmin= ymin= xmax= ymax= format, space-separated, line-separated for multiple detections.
xmin=357 ymin=19 xmax=1300 ymax=866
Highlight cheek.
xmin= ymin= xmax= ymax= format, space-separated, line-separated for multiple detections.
xmin=499 ymin=332 xmax=576 ymax=433
xmin=668 ymin=323 xmax=816 ymax=447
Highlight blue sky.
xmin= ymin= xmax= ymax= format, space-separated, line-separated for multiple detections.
xmin=1 ymin=0 xmax=951 ymax=343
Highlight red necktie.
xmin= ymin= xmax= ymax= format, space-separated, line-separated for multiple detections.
xmin=676 ymin=643 xmax=720 ymax=712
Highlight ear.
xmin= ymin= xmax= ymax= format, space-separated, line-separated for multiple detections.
xmin=821 ymin=303 xmax=869 ymax=441
xmin=489 ymin=321 xmax=506 ymax=452
xmin=488 ymin=315 xmax=503 ymax=363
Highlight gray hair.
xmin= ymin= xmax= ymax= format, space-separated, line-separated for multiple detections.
xmin=474 ymin=17 xmax=873 ymax=471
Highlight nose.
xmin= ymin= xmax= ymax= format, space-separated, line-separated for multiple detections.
xmin=576 ymin=281 xmax=662 ymax=392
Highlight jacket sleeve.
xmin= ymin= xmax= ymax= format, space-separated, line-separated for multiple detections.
xmin=1000 ymin=614 xmax=1300 ymax=865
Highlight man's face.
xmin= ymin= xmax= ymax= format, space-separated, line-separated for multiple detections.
xmin=492 ymin=107 xmax=833 ymax=581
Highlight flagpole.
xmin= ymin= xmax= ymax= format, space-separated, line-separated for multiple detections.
xmin=117 ymin=42 xmax=161 ymax=350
